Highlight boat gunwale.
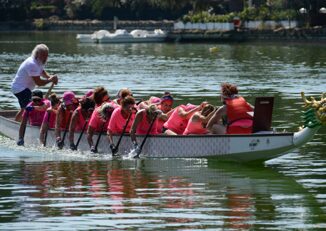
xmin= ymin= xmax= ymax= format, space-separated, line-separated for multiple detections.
xmin=0 ymin=112 xmax=294 ymax=138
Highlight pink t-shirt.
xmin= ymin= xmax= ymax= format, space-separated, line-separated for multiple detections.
xmin=89 ymin=108 xmax=108 ymax=132
xmin=89 ymin=102 xmax=118 ymax=132
xmin=108 ymin=107 xmax=135 ymax=134
xmin=136 ymin=110 xmax=159 ymax=135
xmin=23 ymin=99 xmax=50 ymax=126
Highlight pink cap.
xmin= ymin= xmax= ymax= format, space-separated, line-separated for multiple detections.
xmin=85 ymin=90 xmax=94 ymax=98
xmin=185 ymin=103 xmax=197 ymax=111
xmin=63 ymin=91 xmax=75 ymax=105
xmin=150 ymin=97 xmax=161 ymax=105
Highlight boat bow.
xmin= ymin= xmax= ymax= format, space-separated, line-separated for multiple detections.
xmin=293 ymin=126 xmax=321 ymax=148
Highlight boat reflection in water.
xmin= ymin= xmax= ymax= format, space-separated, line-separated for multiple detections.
xmin=1 ymin=154 xmax=324 ymax=229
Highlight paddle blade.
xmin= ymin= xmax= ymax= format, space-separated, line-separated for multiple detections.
xmin=57 ymin=141 xmax=64 ymax=150
xmin=110 ymin=145 xmax=118 ymax=156
xmin=133 ymin=147 xmax=142 ymax=158
xmin=90 ymin=146 xmax=98 ymax=153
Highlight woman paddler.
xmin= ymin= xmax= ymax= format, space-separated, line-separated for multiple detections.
xmin=163 ymin=101 xmax=207 ymax=135
xmin=130 ymin=103 xmax=164 ymax=149
xmin=107 ymin=96 xmax=136 ymax=151
xmin=17 ymin=89 xmax=51 ymax=146
xmin=156 ymin=92 xmax=174 ymax=133
xmin=137 ymin=93 xmax=175 ymax=134
xmin=207 ymin=83 xmax=254 ymax=134
xmin=39 ymin=93 xmax=60 ymax=146
xmin=68 ymin=96 xmax=95 ymax=150
xmin=93 ymin=86 xmax=113 ymax=108
xmin=87 ymin=102 xmax=117 ymax=152
xmin=183 ymin=104 xmax=215 ymax=135
xmin=54 ymin=91 xmax=79 ymax=147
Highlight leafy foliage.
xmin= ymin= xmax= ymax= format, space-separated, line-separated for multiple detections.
xmin=0 ymin=0 xmax=322 ymax=24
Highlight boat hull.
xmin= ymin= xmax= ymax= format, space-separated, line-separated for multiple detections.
xmin=98 ymin=36 xmax=166 ymax=43
xmin=0 ymin=111 xmax=319 ymax=162
xmin=76 ymin=29 xmax=167 ymax=44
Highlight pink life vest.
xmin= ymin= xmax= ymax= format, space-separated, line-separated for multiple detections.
xmin=24 ymin=99 xmax=50 ymax=126
xmin=42 ymin=108 xmax=57 ymax=129
xmin=136 ymin=110 xmax=159 ymax=135
xmin=73 ymin=107 xmax=87 ymax=132
xmin=163 ymin=105 xmax=189 ymax=135
xmin=183 ymin=115 xmax=208 ymax=135
xmin=108 ymin=106 xmax=135 ymax=134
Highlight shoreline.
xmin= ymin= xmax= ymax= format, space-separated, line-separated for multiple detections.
xmin=1 ymin=19 xmax=326 ymax=43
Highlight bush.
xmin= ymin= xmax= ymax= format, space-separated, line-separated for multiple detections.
xmin=182 ymin=7 xmax=297 ymax=23
xmin=34 ymin=18 xmax=45 ymax=30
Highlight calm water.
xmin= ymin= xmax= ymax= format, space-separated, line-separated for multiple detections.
xmin=0 ymin=31 xmax=326 ymax=230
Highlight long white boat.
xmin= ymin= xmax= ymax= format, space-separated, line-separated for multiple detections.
xmin=0 ymin=108 xmax=322 ymax=162
xmin=76 ymin=29 xmax=167 ymax=43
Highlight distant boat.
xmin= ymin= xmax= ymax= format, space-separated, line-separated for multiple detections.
xmin=0 ymin=109 xmax=321 ymax=162
xmin=76 ymin=29 xmax=167 ymax=43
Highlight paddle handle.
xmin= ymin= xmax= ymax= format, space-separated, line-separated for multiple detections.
xmin=43 ymin=111 xmax=51 ymax=147
xmin=45 ymin=82 xmax=55 ymax=99
xmin=75 ymin=119 xmax=88 ymax=149
xmin=134 ymin=113 xmax=158 ymax=158
xmin=113 ymin=111 xmax=132 ymax=155
xmin=58 ymin=111 xmax=72 ymax=149
xmin=93 ymin=121 xmax=106 ymax=153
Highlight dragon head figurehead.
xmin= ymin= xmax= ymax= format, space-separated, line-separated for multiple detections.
xmin=301 ymin=92 xmax=326 ymax=126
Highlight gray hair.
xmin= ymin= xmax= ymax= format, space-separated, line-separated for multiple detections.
xmin=31 ymin=44 xmax=49 ymax=59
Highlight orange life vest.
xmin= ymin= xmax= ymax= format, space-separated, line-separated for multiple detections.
xmin=225 ymin=97 xmax=253 ymax=134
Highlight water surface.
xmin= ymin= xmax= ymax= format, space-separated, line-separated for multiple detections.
xmin=0 ymin=31 xmax=325 ymax=230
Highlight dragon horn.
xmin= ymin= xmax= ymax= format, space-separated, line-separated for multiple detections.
xmin=301 ymin=92 xmax=311 ymax=106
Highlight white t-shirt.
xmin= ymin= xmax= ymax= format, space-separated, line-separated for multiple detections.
xmin=11 ymin=56 xmax=44 ymax=94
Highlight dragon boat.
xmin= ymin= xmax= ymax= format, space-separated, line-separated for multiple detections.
xmin=0 ymin=93 xmax=324 ymax=162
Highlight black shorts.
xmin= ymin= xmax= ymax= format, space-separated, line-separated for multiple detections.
xmin=14 ymin=88 xmax=32 ymax=109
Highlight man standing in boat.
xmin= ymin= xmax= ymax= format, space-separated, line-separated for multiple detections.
xmin=11 ymin=44 xmax=58 ymax=122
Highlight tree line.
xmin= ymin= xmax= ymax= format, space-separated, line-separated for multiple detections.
xmin=1 ymin=0 xmax=325 ymax=26
xmin=0 ymin=0 xmax=215 ymax=21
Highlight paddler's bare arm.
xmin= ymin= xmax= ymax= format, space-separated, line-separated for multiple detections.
xmin=206 ymin=106 xmax=226 ymax=130
xmin=33 ymin=75 xmax=58 ymax=86
xmin=130 ymin=110 xmax=143 ymax=144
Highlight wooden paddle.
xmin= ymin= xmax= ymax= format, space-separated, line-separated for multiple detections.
xmin=111 ymin=111 xmax=133 ymax=156
xmin=91 ymin=107 xmax=114 ymax=153
xmin=134 ymin=112 xmax=158 ymax=158
xmin=57 ymin=111 xmax=72 ymax=149
xmin=75 ymin=108 xmax=95 ymax=150
xmin=45 ymin=82 xmax=55 ymax=99
xmin=91 ymin=121 xmax=106 ymax=153
xmin=42 ymin=82 xmax=56 ymax=146
xmin=43 ymin=110 xmax=51 ymax=147
xmin=74 ymin=118 xmax=89 ymax=150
